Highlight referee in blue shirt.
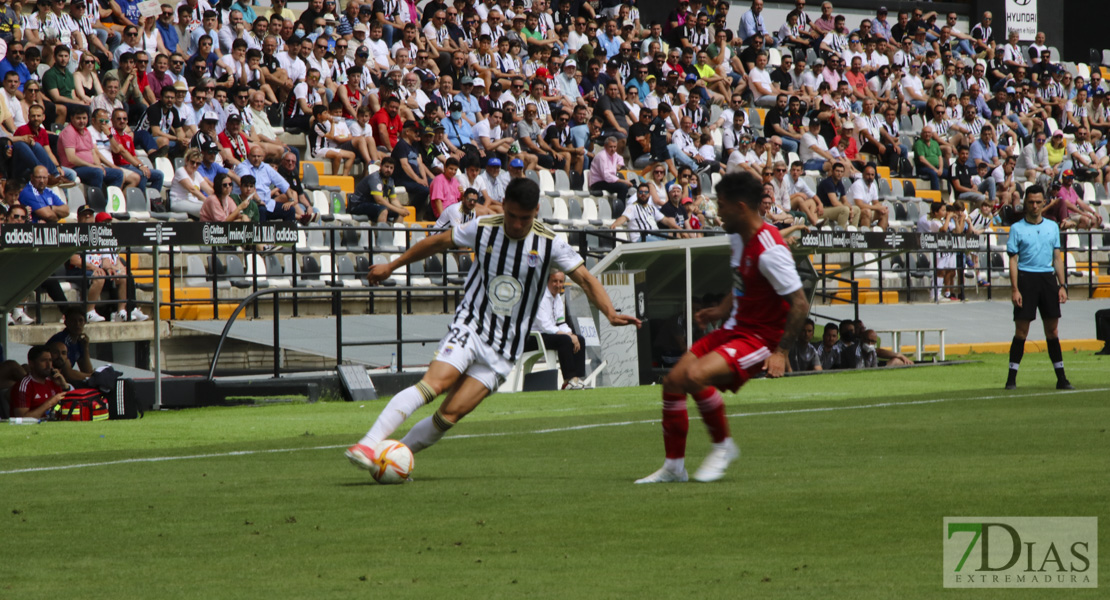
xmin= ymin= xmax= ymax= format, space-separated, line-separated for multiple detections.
xmin=1005 ymin=184 xmax=1072 ymax=390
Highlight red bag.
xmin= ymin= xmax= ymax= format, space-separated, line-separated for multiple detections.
xmin=53 ymin=388 xmax=110 ymax=422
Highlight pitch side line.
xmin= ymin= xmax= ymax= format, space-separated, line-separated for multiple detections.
xmin=2 ymin=387 xmax=1103 ymax=476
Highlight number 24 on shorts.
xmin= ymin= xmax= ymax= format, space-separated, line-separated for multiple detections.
xmin=446 ymin=327 xmax=471 ymax=347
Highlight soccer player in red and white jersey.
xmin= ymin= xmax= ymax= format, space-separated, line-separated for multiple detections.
xmin=636 ymin=172 xmax=810 ymax=484
xmin=10 ymin=345 xmax=71 ymax=420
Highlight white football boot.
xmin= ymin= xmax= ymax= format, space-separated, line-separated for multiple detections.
xmin=692 ymin=438 xmax=740 ymax=483
xmin=634 ymin=466 xmax=689 ymax=484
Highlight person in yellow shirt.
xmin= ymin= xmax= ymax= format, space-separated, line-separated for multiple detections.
xmin=693 ymin=50 xmax=730 ymax=104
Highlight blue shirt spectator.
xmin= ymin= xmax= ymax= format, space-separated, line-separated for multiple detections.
xmin=596 ymin=31 xmax=621 ymax=59
xmin=198 ymin=160 xmax=230 ymax=184
xmin=157 ymin=20 xmax=180 ymax=55
xmin=1007 ymin=216 xmax=1060 ymax=273
xmin=441 ymin=115 xmax=472 ymax=147
xmin=19 ymin=182 xmax=66 ymax=223
xmin=0 ymin=55 xmax=30 ymax=91
xmin=234 ymin=160 xmax=290 ymax=212
xmin=968 ymin=138 xmax=999 ymax=168
xmin=738 ymin=6 xmax=767 ymax=43
xmin=452 ymin=92 xmax=481 ymax=123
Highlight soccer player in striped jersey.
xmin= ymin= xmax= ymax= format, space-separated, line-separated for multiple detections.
xmin=346 ymin=178 xmax=640 ymax=470
xmin=636 ymin=172 xmax=810 ymax=484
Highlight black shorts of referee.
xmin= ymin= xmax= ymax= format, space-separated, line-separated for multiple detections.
xmin=1014 ymin=271 xmax=1061 ymax=322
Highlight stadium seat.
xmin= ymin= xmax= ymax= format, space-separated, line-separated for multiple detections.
xmin=537 ymin=170 xmax=555 ymax=194
xmin=66 ymin=186 xmax=85 ymax=214
xmin=767 ymin=47 xmax=781 ymax=67
xmin=499 ymin=332 xmax=558 ymax=393
xmin=263 ymin=255 xmax=292 ymax=287
xmin=225 ymin=255 xmax=264 ymax=289
xmin=580 ymin=196 xmax=598 ymax=222
xmin=124 ymin=187 xmax=151 ymax=220
xmin=185 ymin=255 xmax=207 ymax=287
xmin=106 ymin=186 xmax=126 ymax=213
xmin=297 ymin=255 xmax=326 ymax=287
xmin=538 ymin=196 xmax=554 ymax=221
xmin=86 ymin=187 xmax=108 ymax=211
xmin=525 ymin=170 xmax=540 ymax=187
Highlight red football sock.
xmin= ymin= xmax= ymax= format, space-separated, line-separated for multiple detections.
xmin=661 ymin=392 xmax=688 ymax=459
xmin=693 ymin=387 xmax=730 ymax=444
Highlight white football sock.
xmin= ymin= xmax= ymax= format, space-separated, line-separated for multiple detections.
xmin=400 ymin=411 xmax=454 ymax=453
xmin=359 ymin=381 xmax=436 ymax=447
xmin=664 ymin=457 xmax=685 ymax=473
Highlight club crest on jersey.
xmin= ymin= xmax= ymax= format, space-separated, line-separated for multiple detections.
xmin=488 ymin=275 xmax=524 ymax=316
xmin=526 ymin=250 xmax=540 ymax=267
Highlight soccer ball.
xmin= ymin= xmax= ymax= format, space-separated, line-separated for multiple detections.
xmin=371 ymin=440 xmax=414 ymax=484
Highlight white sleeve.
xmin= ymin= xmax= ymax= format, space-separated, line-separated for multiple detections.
xmin=758 ymin=244 xmax=803 ymax=296
xmin=552 ymin=294 xmax=572 ymax=334
xmin=551 ymin=234 xmax=585 ymax=273
xmin=452 ymin=215 xmax=481 ymax=248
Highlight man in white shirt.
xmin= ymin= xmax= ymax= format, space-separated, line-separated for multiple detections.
xmin=528 ymin=270 xmax=588 ymax=390
xmin=747 ymin=51 xmax=777 ymax=108
xmin=846 ymin=163 xmax=887 ymax=228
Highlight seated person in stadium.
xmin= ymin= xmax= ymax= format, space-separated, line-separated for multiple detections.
xmin=589 ymin=136 xmax=632 ymax=197
xmin=77 ymin=209 xmax=149 ymax=323
xmin=197 ymin=140 xmax=242 ymax=187
xmin=310 ymin=103 xmax=358 ymax=177
xmin=47 ymin=308 xmax=95 ymax=380
xmin=235 ymin=146 xmax=312 ymax=223
xmin=814 ymin=322 xmax=843 ymax=370
xmin=788 ymin=318 xmax=822 ymax=373
xmin=58 ymin=108 xmax=126 ymax=189
xmin=429 ymin=157 xmax=462 ymax=218
xmin=610 ymin=182 xmax=681 ymax=242
xmin=218 ymin=114 xmax=251 ymax=168
xmin=390 ymin=119 xmax=434 ymax=218
xmin=170 ymin=148 xmax=216 ymax=218
xmin=19 ymin=166 xmax=69 ymax=223
xmin=527 ymin=270 xmax=588 ymax=390
xmin=348 ymin=157 xmax=410 ymax=223
xmin=201 ymin=172 xmax=253 ymax=223
xmin=434 ymin=187 xmax=487 ymax=229
xmin=8 ymin=345 xmax=71 ymax=420
xmin=135 ymin=85 xmax=188 ymax=158
xmin=275 ymin=152 xmax=306 ymax=201
xmin=89 ymin=109 xmax=143 ymax=191
xmin=49 ymin=340 xmax=90 ymax=387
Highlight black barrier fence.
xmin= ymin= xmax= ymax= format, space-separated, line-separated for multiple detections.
xmin=6 ymin=223 xmax=1108 ymax=324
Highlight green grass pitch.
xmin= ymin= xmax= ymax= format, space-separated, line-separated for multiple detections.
xmin=3 ymin=353 xmax=1107 ymax=599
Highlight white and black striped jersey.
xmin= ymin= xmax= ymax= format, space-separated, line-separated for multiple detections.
xmin=618 ymin=200 xmax=666 ymax=243
xmin=451 ymin=215 xmax=584 ymax=361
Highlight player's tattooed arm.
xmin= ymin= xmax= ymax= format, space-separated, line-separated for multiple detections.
xmin=766 ymin=288 xmax=810 ymax=378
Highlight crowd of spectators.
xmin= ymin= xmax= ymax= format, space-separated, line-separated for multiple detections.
xmin=0 ymin=0 xmax=1105 ymax=324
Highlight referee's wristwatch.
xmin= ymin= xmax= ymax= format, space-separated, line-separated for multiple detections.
xmin=1058 ymin=282 xmax=1068 ymax=290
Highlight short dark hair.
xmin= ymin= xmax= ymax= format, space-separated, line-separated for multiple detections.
xmin=240 ymin=174 xmax=256 ymax=188
xmin=27 ymin=345 xmax=51 ymax=364
xmin=380 ymin=156 xmax=396 ymax=167
xmin=715 ymin=171 xmax=763 ymax=211
xmin=1025 ymin=184 xmax=1045 ymax=198
xmin=503 ymin=177 xmax=540 ymax=211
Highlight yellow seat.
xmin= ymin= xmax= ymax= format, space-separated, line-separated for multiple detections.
xmin=299 ymin=160 xmax=327 ymax=177
xmin=915 ymin=190 xmax=942 ymax=203
xmin=319 ymin=175 xmax=355 ymax=193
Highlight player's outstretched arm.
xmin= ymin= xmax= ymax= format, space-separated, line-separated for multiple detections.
xmin=764 ymin=288 xmax=810 ymax=378
xmin=567 ymin=265 xmax=642 ymax=328
xmin=367 ymin=230 xmax=458 ymax=285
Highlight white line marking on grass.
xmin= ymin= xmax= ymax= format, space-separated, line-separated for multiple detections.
xmin=2 ymin=387 xmax=1104 ymax=476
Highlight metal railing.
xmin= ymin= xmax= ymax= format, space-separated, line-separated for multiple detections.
xmin=204 ymin=285 xmax=463 ymax=380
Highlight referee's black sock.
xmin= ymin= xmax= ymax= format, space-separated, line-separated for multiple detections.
xmin=1007 ymin=337 xmax=1025 ymax=385
xmin=1046 ymin=338 xmax=1067 ymax=383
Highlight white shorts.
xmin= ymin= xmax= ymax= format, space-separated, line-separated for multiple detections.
xmin=434 ymin=324 xmax=514 ymax=392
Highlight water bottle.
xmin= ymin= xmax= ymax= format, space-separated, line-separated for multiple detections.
xmin=389 ymin=353 xmax=397 ymax=373
xmin=9 ymin=417 xmax=41 ymax=425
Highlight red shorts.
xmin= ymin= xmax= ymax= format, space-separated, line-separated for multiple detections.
xmin=689 ymin=328 xmax=773 ymax=392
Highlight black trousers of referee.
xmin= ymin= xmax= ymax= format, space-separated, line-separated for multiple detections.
xmin=525 ymin=333 xmax=586 ymax=381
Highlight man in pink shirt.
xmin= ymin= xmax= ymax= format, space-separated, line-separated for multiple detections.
xmin=588 ymin=136 xmax=631 ymax=197
xmin=58 ymin=109 xmax=126 ymax=188
xmin=429 ymin=156 xmax=462 ymax=217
